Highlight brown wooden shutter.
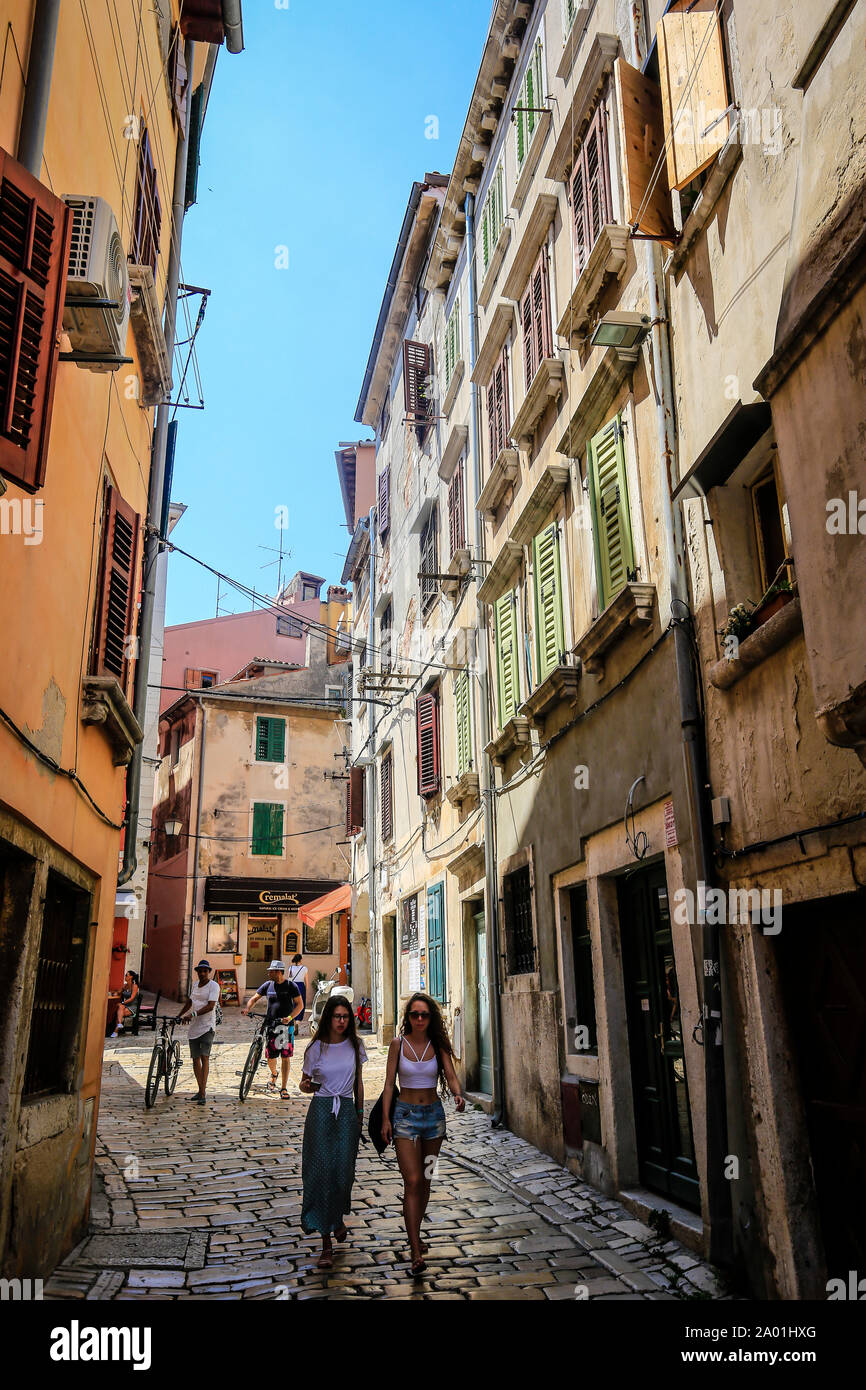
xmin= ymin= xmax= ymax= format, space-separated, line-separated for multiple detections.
xmin=614 ymin=58 xmax=675 ymax=242
xmin=416 ymin=691 xmax=441 ymax=797
xmin=403 ymin=339 xmax=432 ymax=425
xmin=520 ymin=280 xmax=535 ymax=392
xmin=0 ymin=148 xmax=71 ymax=492
xmin=487 ymin=344 xmax=510 ymax=462
xmin=132 ymin=126 xmax=162 ymax=273
xmin=380 ymin=750 xmax=393 ymax=842
xmin=347 ymin=766 xmax=365 ymax=835
xmin=448 ymin=459 xmax=465 ymax=558
xmin=92 ymin=485 xmax=141 ymax=690
xmin=657 ymin=0 xmax=730 ymax=192
xmin=532 ymin=248 xmax=553 ymax=364
xmin=169 ymin=28 xmax=189 ymax=133
xmin=378 ymin=466 xmax=390 ymax=535
xmin=571 ymin=101 xmax=613 ymax=277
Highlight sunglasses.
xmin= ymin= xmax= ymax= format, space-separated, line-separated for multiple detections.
xmin=409 ymin=1010 xmax=430 ymax=1020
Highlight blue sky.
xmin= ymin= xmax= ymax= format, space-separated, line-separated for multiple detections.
xmin=166 ymin=0 xmax=490 ymax=625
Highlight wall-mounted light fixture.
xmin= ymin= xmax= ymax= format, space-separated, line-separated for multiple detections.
xmin=590 ymin=311 xmax=652 ymax=362
xmin=164 ymin=819 xmax=183 ymax=838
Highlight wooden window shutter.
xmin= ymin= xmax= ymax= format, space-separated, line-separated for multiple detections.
xmin=132 ymin=126 xmax=161 ymax=273
xmin=520 ymin=278 xmax=536 ymax=392
xmin=403 ymin=339 xmax=432 ymax=426
xmin=348 ymin=766 xmax=365 ymax=835
xmin=583 ymin=103 xmax=612 ymax=261
xmin=257 ymin=716 xmax=285 ymax=762
xmin=494 ymin=589 xmax=520 ymax=728
xmin=416 ymin=691 xmax=441 ymax=797
xmin=92 ymin=485 xmax=141 ymax=689
xmin=252 ymin=801 xmax=281 ymax=855
xmin=426 ymin=883 xmax=445 ymax=1002
xmin=521 ymin=249 xmax=551 ymax=391
xmin=448 ymin=459 xmax=465 ymax=559
xmin=533 ymin=523 xmax=565 ymax=684
xmin=455 ymin=668 xmax=472 ymax=776
xmin=378 ymin=466 xmax=390 ymax=536
xmin=657 ymin=0 xmax=730 ymax=192
xmin=487 ymin=343 xmax=510 ymax=463
xmin=0 ymin=148 xmax=71 ymax=492
xmin=169 ymin=27 xmax=189 ymax=133
xmin=380 ymin=750 xmax=393 ymax=842
xmin=587 ymin=415 xmax=636 ymax=610
xmin=614 ymin=58 xmax=675 ymax=242
xmin=185 ymin=84 xmax=204 ymax=209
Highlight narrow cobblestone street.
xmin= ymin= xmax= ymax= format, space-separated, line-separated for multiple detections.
xmin=45 ymin=1015 xmax=730 ymax=1302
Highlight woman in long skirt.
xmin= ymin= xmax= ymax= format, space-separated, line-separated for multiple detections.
xmin=299 ymin=993 xmax=366 ymax=1270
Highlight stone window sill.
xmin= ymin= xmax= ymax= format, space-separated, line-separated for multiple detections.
xmin=476 ymin=447 xmax=519 ymax=519
xmin=485 ymin=715 xmax=532 ymax=767
xmin=478 ymin=224 xmax=512 ymax=310
xmin=557 ymin=8 xmax=590 ymax=80
xmin=556 ymin=346 xmax=632 ymax=458
xmin=445 ymin=769 xmax=480 ymax=809
xmin=477 ymin=539 xmax=522 ymax=606
xmin=442 ymin=547 xmax=472 ymax=596
xmin=513 ymin=110 xmax=553 ymax=214
xmin=510 ymin=357 xmax=565 ymax=452
xmin=555 ymin=224 xmax=630 ymax=346
xmin=708 ymin=596 xmax=802 ymax=690
xmin=439 ymin=423 xmax=468 ymax=483
xmin=502 ymin=187 xmax=559 ymax=302
xmin=81 ymin=676 xmax=143 ymax=766
xmin=511 ymin=461 xmax=570 ymax=545
xmin=520 ymin=663 xmax=581 ymax=728
xmin=442 ymin=358 xmax=465 ymax=418
xmin=573 ymin=582 xmax=656 ymax=678
xmin=129 ymin=264 xmax=172 ymax=407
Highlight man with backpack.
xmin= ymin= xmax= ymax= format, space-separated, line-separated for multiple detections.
xmin=242 ymin=960 xmax=303 ymax=1099
xmin=177 ymin=959 xmax=221 ymax=1105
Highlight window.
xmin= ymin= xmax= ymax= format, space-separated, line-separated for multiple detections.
xmin=169 ymin=725 xmax=181 ymax=768
xmin=427 ymin=882 xmax=446 ymax=1003
xmin=304 ymin=916 xmax=332 ymax=954
xmin=276 ymin=614 xmax=303 ymax=638
xmin=564 ymin=0 xmax=583 ymax=34
xmin=326 ymin=684 xmax=344 ymax=703
xmin=403 ymin=339 xmax=433 ymax=440
xmin=570 ymin=99 xmax=612 ymax=276
xmin=587 ymin=414 xmax=636 ymax=611
xmin=23 ymin=871 xmax=90 ymax=1097
xmin=131 ymin=123 xmax=161 ymax=274
xmin=380 ymin=390 xmax=391 ymax=443
xmin=515 ymin=37 xmax=546 ymax=169
xmin=380 ymin=602 xmax=393 ymax=672
xmin=657 ymin=0 xmax=731 ymax=194
xmin=302 ymin=581 xmax=319 ymax=601
xmin=752 ymin=470 xmax=788 ymax=595
xmin=416 ymin=690 xmax=441 ymax=798
xmin=0 ymin=146 xmax=70 ymax=492
xmin=347 ymin=766 xmax=365 ymax=835
xmin=454 ymin=668 xmax=473 ymax=776
xmin=533 ymin=523 xmax=565 ymax=684
xmin=494 ymin=588 xmax=521 ymax=728
xmin=184 ymin=667 xmax=219 ymax=689
xmin=448 ymin=458 xmax=465 ymax=558
xmin=443 ymin=297 xmax=461 ymax=393
xmin=487 ymin=344 xmax=511 ymax=464
xmin=378 ymin=466 xmax=391 ymax=536
xmin=255 ymin=716 xmax=286 ymax=763
xmin=479 ymin=160 xmax=505 ymax=278
xmin=251 ymin=802 xmax=284 ymax=856
xmin=503 ymin=865 xmax=535 ymax=975
xmin=206 ymin=913 xmax=238 ymax=955
xmin=569 ymin=886 xmax=597 ymax=1054
xmin=380 ymin=749 xmax=394 ymax=842
xmin=92 ymin=485 xmax=141 ymax=691
xmin=420 ymin=508 xmax=439 ymax=617
xmin=520 ymin=246 xmax=553 ymax=391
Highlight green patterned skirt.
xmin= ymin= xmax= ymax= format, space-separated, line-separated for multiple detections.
xmin=301 ymin=1096 xmax=361 ymax=1236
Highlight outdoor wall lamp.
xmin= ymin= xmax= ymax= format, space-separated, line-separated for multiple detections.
xmin=590 ymin=311 xmax=652 ymax=360
xmin=164 ymin=819 xmax=183 ymax=838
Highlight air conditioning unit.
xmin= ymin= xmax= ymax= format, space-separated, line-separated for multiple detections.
xmin=62 ymin=196 xmax=130 ymax=370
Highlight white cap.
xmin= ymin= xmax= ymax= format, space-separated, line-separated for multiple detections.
xmin=268 ymin=960 xmax=286 ymax=972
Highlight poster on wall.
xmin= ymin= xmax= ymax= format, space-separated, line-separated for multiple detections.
xmin=408 ymin=951 xmax=421 ymax=992
xmin=401 ymin=894 xmax=418 ymax=953
xmin=419 ymin=947 xmax=426 ymax=991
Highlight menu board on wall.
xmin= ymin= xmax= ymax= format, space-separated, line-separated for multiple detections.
xmin=401 ymin=894 xmax=418 ymax=953
xmin=216 ymin=969 xmax=239 ymax=1006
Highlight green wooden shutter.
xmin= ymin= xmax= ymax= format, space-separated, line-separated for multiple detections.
xmin=588 ymin=415 xmax=635 ymax=610
xmin=252 ymin=802 xmax=284 ymax=855
xmin=495 ymin=588 xmax=520 ymax=728
xmin=269 ymin=803 xmax=284 ymax=855
xmin=455 ymin=669 xmax=472 ymax=775
xmin=427 ymin=883 xmax=445 ymax=1003
xmin=256 ymin=716 xmax=285 ymax=762
xmin=533 ymin=523 xmax=565 ymax=684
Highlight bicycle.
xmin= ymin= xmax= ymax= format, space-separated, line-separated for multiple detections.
xmin=238 ymin=1011 xmax=271 ymax=1102
xmin=144 ymin=1015 xmax=183 ymax=1108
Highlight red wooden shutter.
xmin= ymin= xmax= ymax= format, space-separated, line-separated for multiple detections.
xmin=378 ymin=466 xmax=390 ymax=535
xmin=571 ymin=101 xmax=612 ymax=276
xmin=403 ymin=339 xmax=432 ymax=424
xmin=448 ymin=459 xmax=465 ymax=558
xmin=520 ymin=279 xmax=536 ymax=392
xmin=416 ymin=692 xmax=441 ymax=797
xmin=487 ymin=345 xmax=510 ymax=462
xmin=92 ymin=485 xmax=141 ymax=690
xmin=347 ymin=766 xmax=365 ymax=834
xmin=0 ymin=148 xmax=71 ymax=492
xmin=380 ymin=750 xmax=393 ymax=841
xmin=533 ymin=248 xmax=553 ymax=363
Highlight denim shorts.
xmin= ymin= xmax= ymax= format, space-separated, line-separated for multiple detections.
xmin=392 ymin=1097 xmax=446 ymax=1142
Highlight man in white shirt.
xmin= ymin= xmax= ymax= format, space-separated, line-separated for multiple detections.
xmin=178 ymin=959 xmax=221 ymax=1105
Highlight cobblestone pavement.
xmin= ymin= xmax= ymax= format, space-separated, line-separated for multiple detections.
xmin=45 ymin=1013 xmax=732 ymax=1301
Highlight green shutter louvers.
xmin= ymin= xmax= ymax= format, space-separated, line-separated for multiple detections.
xmin=533 ymin=523 xmax=565 ymax=684
xmin=588 ymin=414 xmax=635 ymax=611
xmin=495 ymin=588 xmax=521 ymax=728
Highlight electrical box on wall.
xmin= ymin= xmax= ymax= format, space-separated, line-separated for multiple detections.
xmin=711 ymin=796 xmax=731 ymax=826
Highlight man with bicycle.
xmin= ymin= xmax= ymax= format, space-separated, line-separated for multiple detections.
xmin=177 ymin=959 xmax=221 ymax=1105
xmin=242 ymin=960 xmax=303 ymax=1099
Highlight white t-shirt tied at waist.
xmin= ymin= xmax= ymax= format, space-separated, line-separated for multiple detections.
xmin=303 ymin=1039 xmax=367 ymax=1115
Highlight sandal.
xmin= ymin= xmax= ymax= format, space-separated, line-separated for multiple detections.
xmin=266 ymin=1078 xmax=277 ymax=1094
xmin=316 ymin=1250 xmax=334 ymax=1270
xmin=280 ymin=1088 xmax=290 ymax=1099
xmin=410 ymin=1256 xmax=427 ymax=1277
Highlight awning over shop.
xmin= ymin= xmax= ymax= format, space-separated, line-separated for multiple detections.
xmin=299 ymin=883 xmax=351 ymax=928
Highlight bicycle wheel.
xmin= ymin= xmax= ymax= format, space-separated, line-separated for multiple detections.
xmin=164 ymin=1039 xmax=182 ymax=1096
xmin=239 ymin=1037 xmax=263 ymax=1102
xmin=145 ymin=1045 xmax=163 ymax=1108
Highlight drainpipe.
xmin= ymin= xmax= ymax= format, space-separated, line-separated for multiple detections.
xmin=185 ymin=699 xmax=207 ymax=999
xmin=16 ymin=0 xmax=61 ymax=176
xmin=629 ymin=20 xmax=732 ymax=1258
xmin=466 ymin=192 xmax=505 ymax=1126
xmin=118 ymin=41 xmax=193 ymax=887
xmin=220 ymin=0 xmax=245 ymax=54
xmin=365 ymin=509 xmax=378 ymax=1030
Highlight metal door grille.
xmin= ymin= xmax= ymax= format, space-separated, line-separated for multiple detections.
xmin=23 ymin=875 xmax=87 ymax=1096
xmin=504 ymin=866 xmax=535 ymax=974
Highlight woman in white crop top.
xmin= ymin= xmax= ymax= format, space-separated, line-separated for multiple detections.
xmin=381 ymin=991 xmax=465 ymax=1276
xmin=299 ymin=994 xmax=366 ymax=1270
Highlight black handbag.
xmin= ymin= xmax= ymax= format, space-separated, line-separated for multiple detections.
xmin=367 ymin=1088 xmax=399 ymax=1157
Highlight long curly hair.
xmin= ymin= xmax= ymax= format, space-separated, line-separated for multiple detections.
xmin=304 ymin=993 xmax=361 ymax=1078
xmin=400 ymin=992 xmax=452 ymax=1100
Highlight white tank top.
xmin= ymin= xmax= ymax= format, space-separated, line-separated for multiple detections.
xmin=398 ymin=1038 xmax=439 ymax=1088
